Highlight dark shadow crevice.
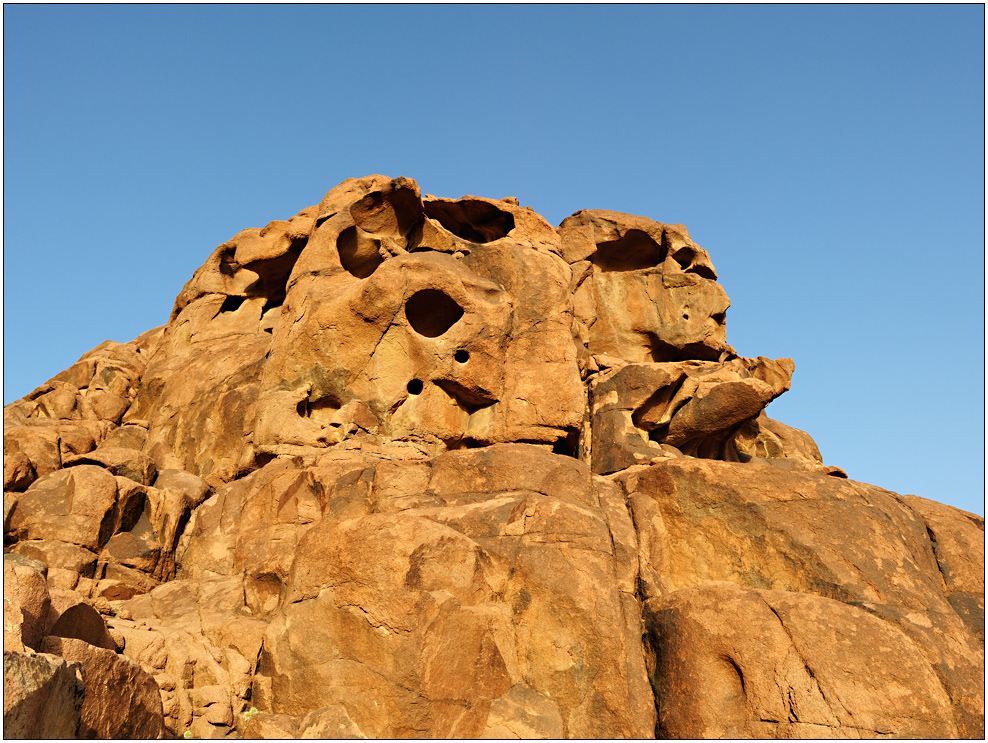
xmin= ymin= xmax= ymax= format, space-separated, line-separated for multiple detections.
xmin=219 ymin=295 xmax=247 ymax=313
xmin=551 ymin=428 xmax=581 ymax=458
xmin=434 ymin=379 xmax=496 ymax=415
xmin=648 ymin=335 xmax=722 ymax=363
xmin=592 ymin=229 xmax=665 ymax=272
xmin=423 ymin=199 xmax=515 ymax=243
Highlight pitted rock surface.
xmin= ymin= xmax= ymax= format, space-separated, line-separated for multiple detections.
xmin=3 ymin=176 xmax=983 ymax=739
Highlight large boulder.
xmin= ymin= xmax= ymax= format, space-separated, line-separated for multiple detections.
xmin=620 ymin=457 xmax=984 ymax=737
xmin=644 ymin=583 xmax=958 ymax=738
xmin=179 ymin=445 xmax=654 ymax=738
xmin=41 ymin=637 xmax=166 ymax=739
xmin=3 ymin=553 xmax=51 ymax=651
xmin=3 ymin=650 xmax=84 ymax=738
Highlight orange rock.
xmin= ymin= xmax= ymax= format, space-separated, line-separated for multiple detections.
xmin=644 ymin=583 xmax=959 ymax=738
xmin=2 ymin=650 xmax=84 ymax=738
xmin=3 ymin=177 xmax=982 ymax=739
xmin=622 ymin=457 xmax=985 ymax=737
xmin=51 ymin=637 xmax=166 ymax=739
xmin=3 ymin=553 xmax=51 ymax=651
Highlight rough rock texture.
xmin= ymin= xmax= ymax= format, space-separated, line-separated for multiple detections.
xmin=3 ymin=554 xmax=166 ymax=739
xmin=4 ymin=176 xmax=983 ymax=739
xmin=42 ymin=636 xmax=167 ymax=739
xmin=3 ymin=649 xmax=85 ymax=738
xmin=621 ymin=460 xmax=984 ymax=737
xmin=644 ymin=583 xmax=960 ymax=738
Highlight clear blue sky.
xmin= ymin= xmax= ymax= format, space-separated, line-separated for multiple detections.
xmin=4 ymin=5 xmax=984 ymax=515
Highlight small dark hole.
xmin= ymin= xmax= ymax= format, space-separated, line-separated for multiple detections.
xmin=551 ymin=429 xmax=580 ymax=458
xmin=262 ymin=296 xmax=284 ymax=312
xmin=648 ymin=427 xmax=669 ymax=444
xmin=407 ymin=379 xmax=424 ymax=395
xmin=454 ymin=350 xmax=469 ymax=363
xmin=682 ymin=314 xmax=689 ymax=320
xmin=220 ymin=295 xmax=247 ymax=313
xmin=218 ymin=247 xmax=238 ymax=277
xmin=445 ymin=437 xmax=486 ymax=450
xmin=672 ymin=247 xmax=695 ymax=270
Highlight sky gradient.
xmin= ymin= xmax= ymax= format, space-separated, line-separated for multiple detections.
xmin=4 ymin=5 xmax=984 ymax=514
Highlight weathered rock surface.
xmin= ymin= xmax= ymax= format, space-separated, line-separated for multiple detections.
xmin=4 ymin=176 xmax=983 ymax=739
xmin=644 ymin=583 xmax=960 ymax=738
xmin=620 ymin=459 xmax=983 ymax=737
xmin=42 ymin=636 xmax=167 ymax=739
xmin=3 ymin=649 xmax=84 ymax=738
xmin=3 ymin=553 xmax=166 ymax=739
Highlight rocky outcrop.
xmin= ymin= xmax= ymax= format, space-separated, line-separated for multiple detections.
xmin=644 ymin=583 xmax=960 ymax=738
xmin=3 ymin=553 xmax=166 ymax=738
xmin=3 ymin=650 xmax=85 ymax=738
xmin=4 ymin=176 xmax=983 ymax=739
xmin=621 ymin=459 xmax=984 ymax=737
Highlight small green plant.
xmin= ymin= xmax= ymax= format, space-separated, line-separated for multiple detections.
xmin=183 ymin=732 xmax=192 ymax=739
xmin=243 ymin=707 xmax=259 ymax=722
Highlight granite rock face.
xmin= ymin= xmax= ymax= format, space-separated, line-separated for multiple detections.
xmin=4 ymin=176 xmax=983 ymax=739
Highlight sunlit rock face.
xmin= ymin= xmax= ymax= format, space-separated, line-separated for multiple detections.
xmin=560 ymin=208 xmax=730 ymax=364
xmin=128 ymin=176 xmax=587 ymax=481
xmin=125 ymin=176 xmax=760 ymax=481
xmin=4 ymin=176 xmax=983 ymax=740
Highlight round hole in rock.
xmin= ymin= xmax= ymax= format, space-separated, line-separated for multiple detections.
xmin=407 ymin=379 xmax=424 ymax=395
xmin=672 ymin=246 xmax=696 ymax=270
xmin=405 ymin=289 xmax=464 ymax=337
xmin=454 ymin=349 xmax=469 ymax=363
xmin=671 ymin=246 xmax=717 ymax=279
xmin=220 ymin=295 xmax=247 ymax=313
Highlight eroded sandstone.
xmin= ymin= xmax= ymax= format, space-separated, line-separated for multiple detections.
xmin=4 ymin=176 xmax=982 ymax=739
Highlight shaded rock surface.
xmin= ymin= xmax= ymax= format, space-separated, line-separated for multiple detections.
xmin=3 ymin=554 xmax=165 ymax=739
xmin=4 ymin=176 xmax=983 ymax=739
xmin=3 ymin=649 xmax=85 ymax=738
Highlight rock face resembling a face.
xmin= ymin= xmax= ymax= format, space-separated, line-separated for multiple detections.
xmin=249 ymin=176 xmax=586 ymax=459
xmin=118 ymin=176 xmax=750 ymax=482
xmin=561 ymin=209 xmax=730 ymax=364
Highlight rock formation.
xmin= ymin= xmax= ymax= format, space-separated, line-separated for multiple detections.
xmin=4 ymin=175 xmax=984 ymax=739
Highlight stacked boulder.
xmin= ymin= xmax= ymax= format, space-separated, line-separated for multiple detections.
xmin=4 ymin=552 xmax=165 ymax=738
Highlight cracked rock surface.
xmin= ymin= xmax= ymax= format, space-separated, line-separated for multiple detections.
xmin=4 ymin=176 xmax=983 ymax=739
